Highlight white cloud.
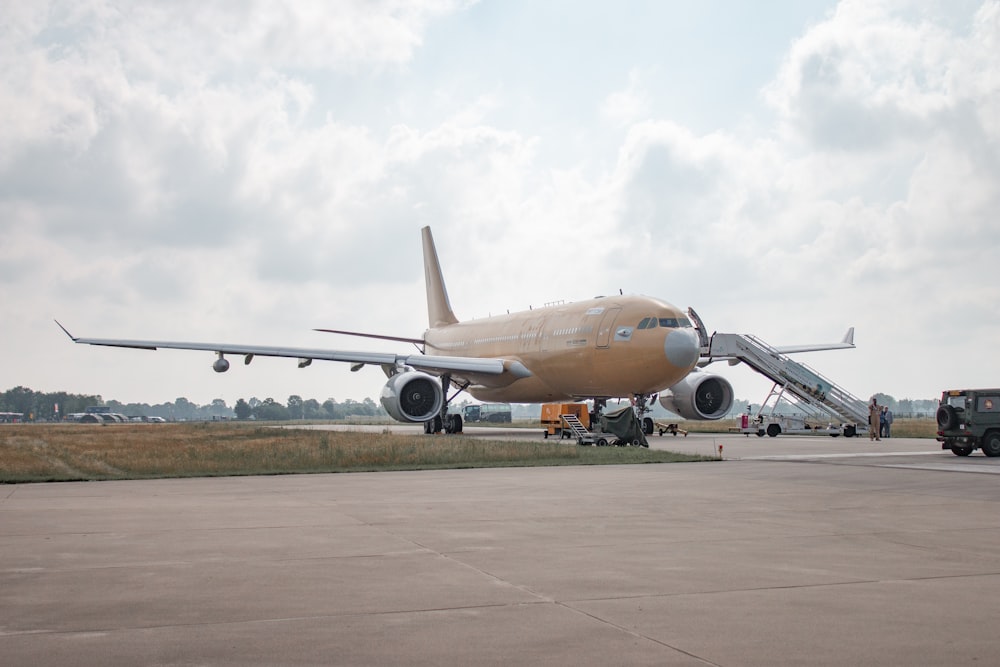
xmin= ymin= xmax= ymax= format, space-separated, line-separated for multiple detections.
xmin=601 ymin=70 xmax=651 ymax=127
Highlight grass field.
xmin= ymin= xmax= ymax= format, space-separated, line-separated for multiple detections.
xmin=0 ymin=423 xmax=715 ymax=483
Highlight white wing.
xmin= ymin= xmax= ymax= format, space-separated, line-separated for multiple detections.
xmin=56 ymin=321 xmax=531 ymax=382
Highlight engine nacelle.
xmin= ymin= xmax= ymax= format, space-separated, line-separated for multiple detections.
xmin=379 ymin=371 xmax=444 ymax=423
xmin=659 ymin=372 xmax=734 ymax=420
xmin=212 ymin=357 xmax=230 ymax=373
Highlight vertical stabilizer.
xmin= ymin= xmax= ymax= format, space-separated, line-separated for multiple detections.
xmin=421 ymin=226 xmax=459 ymax=328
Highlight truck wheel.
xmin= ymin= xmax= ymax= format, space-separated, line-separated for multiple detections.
xmin=937 ymin=405 xmax=958 ymax=430
xmin=844 ymin=425 xmax=856 ymax=438
xmin=596 ymin=437 xmax=608 ymax=447
xmin=982 ymin=432 xmax=1000 ymax=457
xmin=766 ymin=423 xmax=781 ymax=438
xmin=756 ymin=429 xmax=765 ymax=437
xmin=951 ymin=443 xmax=973 ymax=456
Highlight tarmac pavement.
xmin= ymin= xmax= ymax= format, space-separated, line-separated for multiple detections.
xmin=2 ymin=432 xmax=999 ymax=665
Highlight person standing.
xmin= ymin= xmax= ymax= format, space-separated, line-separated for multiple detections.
xmin=884 ymin=406 xmax=893 ymax=438
xmin=869 ymin=397 xmax=881 ymax=441
xmin=880 ymin=406 xmax=887 ymax=438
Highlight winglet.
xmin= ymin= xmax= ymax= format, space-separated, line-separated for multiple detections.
xmin=54 ymin=320 xmax=78 ymax=342
xmin=842 ymin=327 xmax=855 ymax=346
xmin=421 ymin=226 xmax=459 ymax=328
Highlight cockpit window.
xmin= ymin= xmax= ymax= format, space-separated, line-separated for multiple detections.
xmin=640 ymin=315 xmax=694 ymax=329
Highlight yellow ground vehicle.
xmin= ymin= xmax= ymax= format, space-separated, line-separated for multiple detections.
xmin=541 ymin=403 xmax=590 ymax=438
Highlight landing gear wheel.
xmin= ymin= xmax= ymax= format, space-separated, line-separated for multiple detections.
xmin=642 ymin=417 xmax=654 ymax=435
xmin=444 ymin=414 xmax=463 ymax=434
xmin=951 ymin=443 xmax=973 ymax=457
xmin=981 ymin=432 xmax=1000 ymax=457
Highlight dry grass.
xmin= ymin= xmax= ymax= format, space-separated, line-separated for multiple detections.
xmin=0 ymin=423 xmax=712 ymax=483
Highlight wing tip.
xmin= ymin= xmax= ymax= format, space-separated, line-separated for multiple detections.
xmin=54 ymin=319 xmax=78 ymax=342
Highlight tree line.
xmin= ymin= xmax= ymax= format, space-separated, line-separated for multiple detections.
xmin=0 ymin=386 xmax=389 ymax=422
xmin=1 ymin=386 xmax=941 ymax=423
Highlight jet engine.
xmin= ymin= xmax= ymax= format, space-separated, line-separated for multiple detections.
xmin=659 ymin=371 xmax=734 ymax=420
xmin=379 ymin=371 xmax=444 ymax=423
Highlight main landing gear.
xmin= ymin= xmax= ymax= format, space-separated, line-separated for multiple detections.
xmin=423 ymin=372 xmax=466 ymax=435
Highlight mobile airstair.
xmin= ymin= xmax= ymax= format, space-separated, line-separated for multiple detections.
xmin=690 ymin=310 xmax=869 ymax=436
xmin=560 ymin=414 xmax=596 ymax=444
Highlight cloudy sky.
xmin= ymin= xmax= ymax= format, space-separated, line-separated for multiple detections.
xmin=3 ymin=0 xmax=998 ymax=410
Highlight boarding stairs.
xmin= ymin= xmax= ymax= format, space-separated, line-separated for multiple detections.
xmin=560 ymin=414 xmax=593 ymax=442
xmin=704 ymin=332 xmax=869 ymax=428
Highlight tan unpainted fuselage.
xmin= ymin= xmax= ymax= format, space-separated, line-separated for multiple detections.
xmin=423 ymin=295 xmax=699 ymax=403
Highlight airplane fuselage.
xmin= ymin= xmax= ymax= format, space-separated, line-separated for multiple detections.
xmin=424 ymin=295 xmax=700 ymax=403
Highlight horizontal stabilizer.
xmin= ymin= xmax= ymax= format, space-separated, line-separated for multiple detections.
xmin=314 ymin=328 xmax=425 ymax=346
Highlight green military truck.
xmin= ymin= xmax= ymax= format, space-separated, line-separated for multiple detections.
xmin=936 ymin=389 xmax=1000 ymax=457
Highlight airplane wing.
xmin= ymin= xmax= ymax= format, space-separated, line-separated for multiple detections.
xmin=772 ymin=327 xmax=855 ymax=354
xmin=55 ymin=321 xmax=530 ymax=381
xmin=698 ymin=327 xmax=856 ymax=367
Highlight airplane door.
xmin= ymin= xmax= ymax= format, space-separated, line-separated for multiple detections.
xmin=596 ymin=307 xmax=622 ymax=348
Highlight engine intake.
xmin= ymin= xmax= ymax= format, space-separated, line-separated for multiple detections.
xmin=380 ymin=371 xmax=444 ymax=423
xmin=659 ymin=372 xmax=734 ymax=420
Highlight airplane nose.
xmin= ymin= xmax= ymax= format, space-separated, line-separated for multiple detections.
xmin=664 ymin=328 xmax=700 ymax=369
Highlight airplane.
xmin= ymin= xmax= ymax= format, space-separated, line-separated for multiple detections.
xmin=58 ymin=226 xmax=852 ymax=434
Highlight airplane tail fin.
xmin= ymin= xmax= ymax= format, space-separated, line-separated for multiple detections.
xmin=421 ymin=226 xmax=459 ymax=328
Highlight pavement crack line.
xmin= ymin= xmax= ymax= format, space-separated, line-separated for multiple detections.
xmin=557 ymin=601 xmax=723 ymax=666
xmin=400 ymin=535 xmax=722 ymax=665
